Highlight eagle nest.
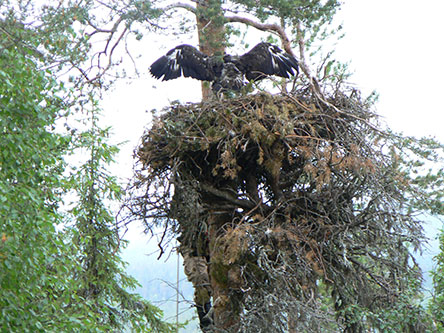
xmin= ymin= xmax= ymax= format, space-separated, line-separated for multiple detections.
xmin=127 ymin=89 xmax=422 ymax=330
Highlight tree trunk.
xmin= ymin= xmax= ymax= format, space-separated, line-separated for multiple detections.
xmin=195 ymin=0 xmax=225 ymax=100
xmin=207 ymin=210 xmax=241 ymax=331
xmin=288 ymin=315 xmax=297 ymax=333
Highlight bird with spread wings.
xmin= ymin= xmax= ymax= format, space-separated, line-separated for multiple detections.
xmin=150 ymin=42 xmax=299 ymax=94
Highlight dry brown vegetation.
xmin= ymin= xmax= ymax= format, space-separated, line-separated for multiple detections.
xmin=125 ymin=85 xmax=425 ymax=331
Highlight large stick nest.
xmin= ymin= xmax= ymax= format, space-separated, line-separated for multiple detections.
xmin=128 ymin=89 xmax=424 ymax=331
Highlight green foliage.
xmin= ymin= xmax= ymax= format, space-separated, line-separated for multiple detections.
xmin=1 ymin=1 xmax=176 ymax=331
xmin=1 ymin=0 xmax=163 ymax=89
xmin=0 ymin=26 xmax=95 ymax=332
xmin=65 ymin=99 xmax=176 ymax=332
xmin=335 ymin=273 xmax=433 ymax=332
xmin=391 ymin=135 xmax=444 ymax=215
xmin=430 ymin=227 xmax=444 ymax=330
xmin=233 ymin=0 xmax=340 ymax=27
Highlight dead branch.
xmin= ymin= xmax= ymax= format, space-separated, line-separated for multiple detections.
xmin=225 ymin=15 xmax=293 ymax=56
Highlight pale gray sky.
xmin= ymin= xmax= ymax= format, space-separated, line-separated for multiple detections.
xmin=336 ymin=0 xmax=444 ymax=138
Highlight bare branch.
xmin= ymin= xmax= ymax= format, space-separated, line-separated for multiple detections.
xmin=163 ymin=2 xmax=197 ymax=13
xmin=225 ymin=15 xmax=293 ymax=56
xmin=295 ymin=21 xmax=322 ymax=95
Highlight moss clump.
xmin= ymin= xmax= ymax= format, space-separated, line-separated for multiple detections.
xmin=210 ymin=261 xmax=230 ymax=287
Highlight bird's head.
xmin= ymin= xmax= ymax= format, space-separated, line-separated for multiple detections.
xmin=223 ymin=54 xmax=241 ymax=64
xmin=223 ymin=54 xmax=233 ymax=63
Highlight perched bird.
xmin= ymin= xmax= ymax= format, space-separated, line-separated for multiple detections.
xmin=149 ymin=42 xmax=299 ymax=94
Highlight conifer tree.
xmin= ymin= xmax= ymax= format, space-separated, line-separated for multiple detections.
xmin=0 ymin=1 xmax=175 ymax=331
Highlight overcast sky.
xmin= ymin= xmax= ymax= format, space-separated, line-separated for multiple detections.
xmin=337 ymin=0 xmax=444 ymax=138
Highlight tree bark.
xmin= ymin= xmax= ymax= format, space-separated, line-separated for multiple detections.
xmin=207 ymin=210 xmax=241 ymax=331
xmin=195 ymin=0 xmax=225 ymax=100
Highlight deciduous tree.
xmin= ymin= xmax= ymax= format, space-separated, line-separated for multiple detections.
xmin=0 ymin=1 xmax=175 ymax=331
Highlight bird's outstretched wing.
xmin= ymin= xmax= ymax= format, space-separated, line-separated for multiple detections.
xmin=150 ymin=45 xmax=215 ymax=81
xmin=239 ymin=42 xmax=299 ymax=81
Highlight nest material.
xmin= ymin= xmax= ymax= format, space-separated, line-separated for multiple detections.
xmin=139 ymin=92 xmax=374 ymax=176
xmin=132 ymin=90 xmax=423 ymax=331
xmin=137 ymin=92 xmax=379 ymax=243
xmin=139 ymin=92 xmax=376 ymax=200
